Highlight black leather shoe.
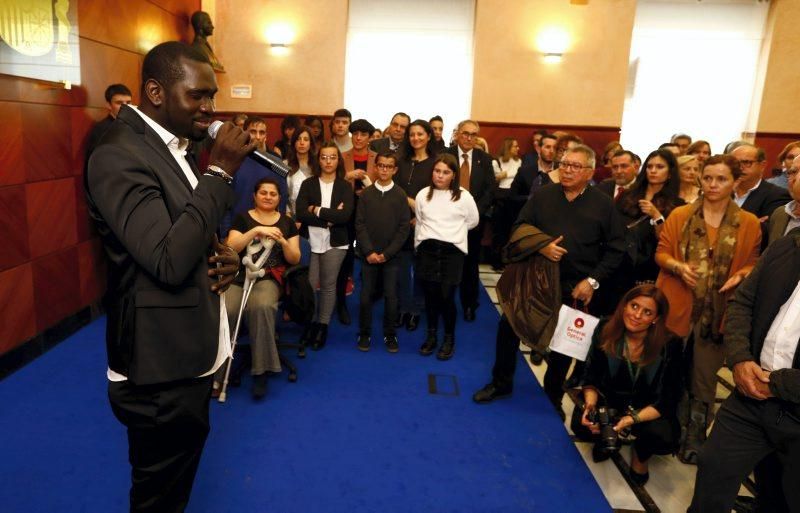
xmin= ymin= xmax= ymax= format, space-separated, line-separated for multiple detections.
xmin=436 ymin=334 xmax=455 ymax=360
xmin=419 ymin=329 xmax=437 ymax=356
xmin=629 ymin=469 xmax=649 ymax=486
xmin=357 ymin=333 xmax=370 ymax=352
xmin=463 ymin=307 xmax=476 ymax=322
xmin=529 ymin=351 xmax=544 ymax=365
xmin=312 ymin=323 xmax=328 ymax=351
xmin=252 ymin=372 xmax=268 ymax=399
xmin=405 ymin=313 xmax=419 ymax=332
xmin=337 ymin=303 xmax=351 ymax=325
xmin=472 ymin=383 xmax=512 ymax=403
xmin=384 ymin=335 xmax=399 ymax=353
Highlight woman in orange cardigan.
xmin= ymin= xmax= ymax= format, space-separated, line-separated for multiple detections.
xmin=655 ymin=154 xmax=761 ymax=464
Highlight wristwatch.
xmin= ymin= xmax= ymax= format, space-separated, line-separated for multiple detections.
xmin=587 ymin=277 xmax=600 ymax=290
xmin=205 ymin=164 xmax=233 ymax=185
xmin=649 ymin=216 xmax=665 ymax=226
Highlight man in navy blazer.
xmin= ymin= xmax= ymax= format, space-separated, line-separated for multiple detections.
xmin=86 ymin=42 xmax=255 ymax=512
xmin=444 ymin=120 xmax=496 ymax=321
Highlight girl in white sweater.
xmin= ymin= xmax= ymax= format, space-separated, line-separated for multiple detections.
xmin=414 ymin=154 xmax=479 ymax=360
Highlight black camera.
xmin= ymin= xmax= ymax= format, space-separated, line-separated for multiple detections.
xmin=588 ymin=406 xmax=621 ymax=460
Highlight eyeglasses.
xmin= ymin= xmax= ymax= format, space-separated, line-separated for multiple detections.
xmin=375 ymin=163 xmax=395 ymax=170
xmin=737 ymin=159 xmax=762 ymax=168
xmin=459 ymin=131 xmax=479 ymax=139
xmin=558 ymin=161 xmax=590 ymax=172
xmin=320 ymin=155 xmax=338 ymax=162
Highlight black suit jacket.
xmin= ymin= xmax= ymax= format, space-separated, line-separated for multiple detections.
xmin=445 ymin=146 xmax=496 ymax=217
xmin=369 ymin=137 xmax=405 ymax=158
xmin=741 ymin=180 xmax=792 ymax=219
xmin=295 ymin=176 xmax=355 ymax=247
xmin=595 ymin=178 xmax=616 ymax=198
xmin=86 ymin=105 xmax=234 ymax=385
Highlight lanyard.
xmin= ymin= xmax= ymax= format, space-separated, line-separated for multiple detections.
xmin=622 ymin=338 xmax=642 ymax=385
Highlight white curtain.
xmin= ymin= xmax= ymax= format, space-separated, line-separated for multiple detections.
xmin=620 ymin=0 xmax=770 ymax=157
xmin=344 ymin=0 xmax=475 ymax=138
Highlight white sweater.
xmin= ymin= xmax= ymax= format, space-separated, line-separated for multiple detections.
xmin=414 ymin=187 xmax=480 ymax=254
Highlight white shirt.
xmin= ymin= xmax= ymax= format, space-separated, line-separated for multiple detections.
xmin=287 ymin=164 xmax=312 ymax=218
xmin=734 ymin=179 xmax=762 ymax=207
xmin=783 ymin=200 xmax=800 ymax=235
xmin=414 ymin=187 xmax=480 ymax=254
xmin=334 ymin=135 xmax=352 ymax=153
xmin=458 ymin=147 xmax=474 ymax=174
xmin=374 ymin=180 xmax=394 ymax=193
xmin=108 ymin=107 xmax=231 ymax=382
xmin=760 ymin=279 xmax=800 ymax=372
xmin=493 ymin=158 xmax=521 ymax=189
xmin=308 ymin=178 xmax=349 ymax=253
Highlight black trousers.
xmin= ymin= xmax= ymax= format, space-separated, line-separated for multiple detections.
xmin=109 ymin=375 xmax=213 ymax=513
xmin=689 ymin=392 xmax=800 ymax=513
xmin=491 ymin=314 xmax=519 ymax=390
xmin=570 ymin=406 xmax=679 ymax=461
xmin=422 ymin=279 xmax=458 ymax=335
xmin=459 ymin=224 xmax=482 ymax=311
xmin=359 ymin=258 xmax=399 ymax=336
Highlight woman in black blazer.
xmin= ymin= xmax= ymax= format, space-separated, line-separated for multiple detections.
xmin=295 ymin=141 xmax=355 ymax=349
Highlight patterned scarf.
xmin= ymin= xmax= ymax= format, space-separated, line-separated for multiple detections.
xmin=678 ymin=198 xmax=741 ymax=343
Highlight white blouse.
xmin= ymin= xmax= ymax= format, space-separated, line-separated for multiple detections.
xmin=308 ymin=178 xmax=349 ymax=253
xmin=493 ymin=158 xmax=521 ymax=189
xmin=414 ymin=187 xmax=480 ymax=254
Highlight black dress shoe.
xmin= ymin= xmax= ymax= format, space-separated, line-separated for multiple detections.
xmin=252 ymin=372 xmax=268 ymax=399
xmin=312 ymin=323 xmax=328 ymax=351
xmin=472 ymin=383 xmax=512 ymax=403
xmin=419 ymin=329 xmax=437 ymax=356
xmin=629 ymin=469 xmax=649 ymax=486
xmin=337 ymin=303 xmax=351 ymax=325
xmin=436 ymin=334 xmax=455 ymax=360
xmin=463 ymin=307 xmax=476 ymax=322
xmin=405 ymin=313 xmax=419 ymax=332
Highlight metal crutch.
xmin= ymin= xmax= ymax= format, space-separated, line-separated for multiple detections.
xmin=218 ymin=238 xmax=276 ymax=403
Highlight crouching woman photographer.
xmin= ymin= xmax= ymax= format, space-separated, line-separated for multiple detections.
xmin=572 ymin=284 xmax=683 ymax=485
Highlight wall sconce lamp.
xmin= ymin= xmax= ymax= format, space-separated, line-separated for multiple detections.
xmin=536 ymin=28 xmax=569 ymax=64
xmin=265 ymin=23 xmax=295 ymax=55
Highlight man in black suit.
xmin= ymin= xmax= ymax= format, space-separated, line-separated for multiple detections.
xmin=85 ymin=83 xmax=132 ymax=158
xmin=369 ymin=112 xmax=409 ymax=157
xmin=445 ymin=119 xmax=495 ymax=321
xmin=595 ymin=149 xmax=639 ymax=199
xmin=732 ymin=144 xmax=792 ymax=219
xmin=86 ymin=42 xmax=255 ymax=512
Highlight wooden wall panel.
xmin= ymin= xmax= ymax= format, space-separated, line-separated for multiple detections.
xmin=0 ymin=185 xmax=30 ymax=272
xmin=754 ymin=132 xmax=800 ymax=170
xmin=0 ymin=264 xmax=36 ymax=354
xmin=0 ymin=102 xmax=24 ymax=186
xmin=0 ymin=0 xmax=202 ymax=356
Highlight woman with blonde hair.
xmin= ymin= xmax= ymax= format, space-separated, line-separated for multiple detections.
xmin=676 ymin=155 xmax=701 ymax=204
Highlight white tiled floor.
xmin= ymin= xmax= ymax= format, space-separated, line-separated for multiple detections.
xmin=477 ymin=264 xmax=747 ymax=513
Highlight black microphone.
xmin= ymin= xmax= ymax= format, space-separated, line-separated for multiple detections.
xmin=208 ymin=120 xmax=290 ymax=177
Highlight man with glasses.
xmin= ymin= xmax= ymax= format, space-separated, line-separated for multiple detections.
xmin=767 ymin=155 xmax=800 ymax=246
xmin=444 ymin=119 xmax=496 ymax=322
xmin=473 ymin=145 xmax=625 ymax=418
xmin=731 ymin=144 xmax=791 ymax=220
xmin=370 ymin=112 xmax=410 ymax=157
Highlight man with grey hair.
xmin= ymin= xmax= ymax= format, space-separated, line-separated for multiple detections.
xmin=473 ymin=144 xmax=625 ymax=419
xmin=731 ymin=143 xmax=791 ymax=221
xmin=444 ymin=119 xmax=496 ymax=321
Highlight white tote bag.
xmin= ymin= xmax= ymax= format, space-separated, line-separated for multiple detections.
xmin=548 ymin=304 xmax=600 ymax=361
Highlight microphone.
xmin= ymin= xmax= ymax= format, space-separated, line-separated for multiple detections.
xmin=208 ymin=120 xmax=290 ymax=177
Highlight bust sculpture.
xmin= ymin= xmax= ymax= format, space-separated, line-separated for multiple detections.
xmin=190 ymin=11 xmax=224 ymax=72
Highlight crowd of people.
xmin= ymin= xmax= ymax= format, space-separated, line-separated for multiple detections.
xmin=90 ymin=46 xmax=799 ymax=510
xmin=221 ymin=108 xmax=799 ymax=512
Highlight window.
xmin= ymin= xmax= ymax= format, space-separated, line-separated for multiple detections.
xmin=344 ymin=0 xmax=475 ymax=138
xmin=620 ymin=0 xmax=770 ymax=156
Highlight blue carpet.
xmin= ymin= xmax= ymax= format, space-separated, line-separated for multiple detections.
xmin=0 ymin=282 xmax=610 ymax=513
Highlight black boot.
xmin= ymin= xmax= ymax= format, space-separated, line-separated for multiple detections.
xmin=437 ymin=334 xmax=455 ymax=360
xmin=679 ymin=397 xmax=709 ymax=465
xmin=419 ymin=329 xmax=437 ymax=356
xmin=337 ymin=302 xmax=351 ymax=325
xmin=298 ymin=323 xmax=318 ymax=357
xmin=312 ymin=323 xmax=329 ymax=351
xmin=252 ymin=372 xmax=268 ymax=399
